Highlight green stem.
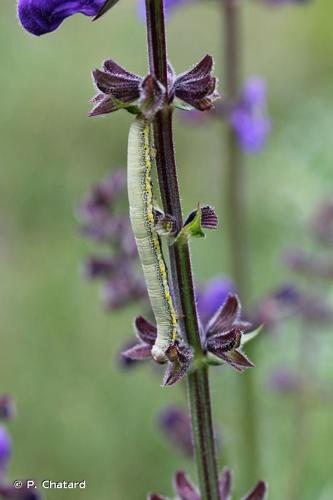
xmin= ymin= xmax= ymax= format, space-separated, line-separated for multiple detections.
xmin=145 ymin=0 xmax=219 ymax=497
xmin=223 ymin=0 xmax=259 ymax=489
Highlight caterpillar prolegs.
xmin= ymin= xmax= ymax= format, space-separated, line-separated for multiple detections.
xmin=127 ymin=117 xmax=178 ymax=363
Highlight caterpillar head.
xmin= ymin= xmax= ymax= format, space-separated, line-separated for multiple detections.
xmin=151 ymin=345 xmax=168 ymax=364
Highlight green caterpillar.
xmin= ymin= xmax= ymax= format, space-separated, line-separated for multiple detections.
xmin=127 ymin=117 xmax=178 ymax=363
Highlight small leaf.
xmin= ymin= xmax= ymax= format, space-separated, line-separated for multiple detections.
xmin=93 ymin=0 xmax=121 ymax=21
xmin=240 ymin=325 xmax=263 ymax=347
xmin=175 ymin=205 xmax=205 ymax=245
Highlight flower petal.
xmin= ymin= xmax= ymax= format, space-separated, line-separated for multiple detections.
xmin=139 ymin=75 xmax=166 ymax=119
xmin=207 ymin=328 xmax=242 ymax=353
xmin=18 ymin=0 xmax=105 ymax=36
xmin=134 ymin=316 xmax=157 ymax=345
xmin=242 ymin=480 xmax=268 ymax=500
xmin=121 ymin=342 xmax=152 ymax=361
xmin=175 ymin=55 xmax=213 ymax=84
xmin=206 ymin=293 xmax=241 ymax=337
xmin=174 ymin=471 xmax=200 ymax=500
xmin=219 ymin=467 xmax=233 ymax=500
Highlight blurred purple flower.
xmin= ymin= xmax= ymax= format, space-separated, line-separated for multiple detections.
xmin=79 ymin=170 xmax=148 ymax=311
xmin=196 ymin=276 xmax=236 ymax=327
xmin=17 ymin=0 xmax=105 ymax=36
xmin=229 ymin=77 xmax=271 ymax=153
xmin=283 ymin=249 xmax=333 ymax=280
xmin=148 ymin=468 xmax=267 ymax=500
xmin=270 ymin=368 xmax=302 ymax=394
xmin=159 ymin=406 xmax=193 ymax=457
xmin=0 ymin=396 xmax=15 ymax=422
xmin=311 ymin=198 xmax=333 ymax=245
xmin=0 ymin=483 xmax=42 ymax=499
xmin=0 ymin=427 xmax=11 ymax=482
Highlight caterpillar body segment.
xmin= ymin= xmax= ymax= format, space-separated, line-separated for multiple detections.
xmin=127 ymin=117 xmax=178 ymax=363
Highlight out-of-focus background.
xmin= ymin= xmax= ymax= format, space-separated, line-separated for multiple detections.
xmin=1 ymin=0 xmax=333 ymax=498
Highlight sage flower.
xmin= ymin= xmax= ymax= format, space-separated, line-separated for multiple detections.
xmin=90 ymin=55 xmax=219 ymax=117
xmin=148 ymin=468 xmax=268 ymax=500
xmin=0 ymin=427 xmax=11 ymax=482
xmin=204 ymin=294 xmax=255 ymax=373
xmin=17 ymin=0 xmax=105 ymax=36
xmin=229 ymin=77 xmax=271 ymax=153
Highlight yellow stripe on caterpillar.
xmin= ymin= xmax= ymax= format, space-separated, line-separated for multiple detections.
xmin=127 ymin=117 xmax=178 ymax=363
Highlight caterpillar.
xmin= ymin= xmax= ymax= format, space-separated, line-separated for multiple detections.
xmin=127 ymin=117 xmax=178 ymax=363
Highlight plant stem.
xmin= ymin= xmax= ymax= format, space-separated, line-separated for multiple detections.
xmin=145 ymin=0 xmax=219 ymax=497
xmin=223 ymin=0 xmax=259 ymax=489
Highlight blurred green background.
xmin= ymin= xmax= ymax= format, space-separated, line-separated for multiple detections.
xmin=1 ymin=0 xmax=333 ymax=498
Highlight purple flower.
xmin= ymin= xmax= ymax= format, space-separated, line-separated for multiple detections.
xmin=0 ymin=396 xmax=15 ymax=422
xmin=17 ymin=0 xmax=105 ymax=36
xmin=148 ymin=468 xmax=268 ymax=500
xmin=196 ymin=276 xmax=236 ymax=327
xmin=204 ymin=294 xmax=255 ymax=373
xmin=0 ymin=426 xmax=11 ymax=481
xmin=122 ymin=316 xmax=193 ymax=386
xmin=79 ymin=171 xmax=148 ymax=311
xmin=229 ymin=77 xmax=271 ymax=153
xmin=158 ymin=406 xmax=193 ymax=457
xmin=90 ymin=55 xmax=219 ymax=117
xmin=270 ymin=368 xmax=302 ymax=394
xmin=0 ymin=483 xmax=42 ymax=499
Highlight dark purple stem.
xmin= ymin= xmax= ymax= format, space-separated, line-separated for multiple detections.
xmin=223 ymin=0 xmax=259 ymax=490
xmin=145 ymin=0 xmax=219 ymax=497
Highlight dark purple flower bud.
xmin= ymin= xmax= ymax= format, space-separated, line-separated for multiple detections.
xmin=200 ymin=206 xmax=218 ymax=230
xmin=205 ymin=294 xmax=254 ymax=373
xmin=84 ymin=257 xmax=116 ymax=279
xmin=0 ymin=396 xmax=15 ymax=421
xmin=229 ymin=77 xmax=271 ymax=153
xmin=172 ymin=55 xmax=220 ymax=111
xmin=159 ymin=406 xmax=193 ymax=457
xmin=219 ymin=467 xmax=232 ymax=500
xmin=0 ymin=426 xmax=11 ymax=481
xmin=90 ymin=61 xmax=142 ymax=117
xmin=79 ymin=170 xmax=126 ymax=221
xmin=242 ymin=480 xmax=268 ymax=500
xmin=269 ymin=368 xmax=302 ymax=394
xmin=196 ymin=276 xmax=236 ymax=327
xmin=174 ymin=471 xmax=200 ymax=500
xmin=17 ymin=0 xmax=105 ymax=36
